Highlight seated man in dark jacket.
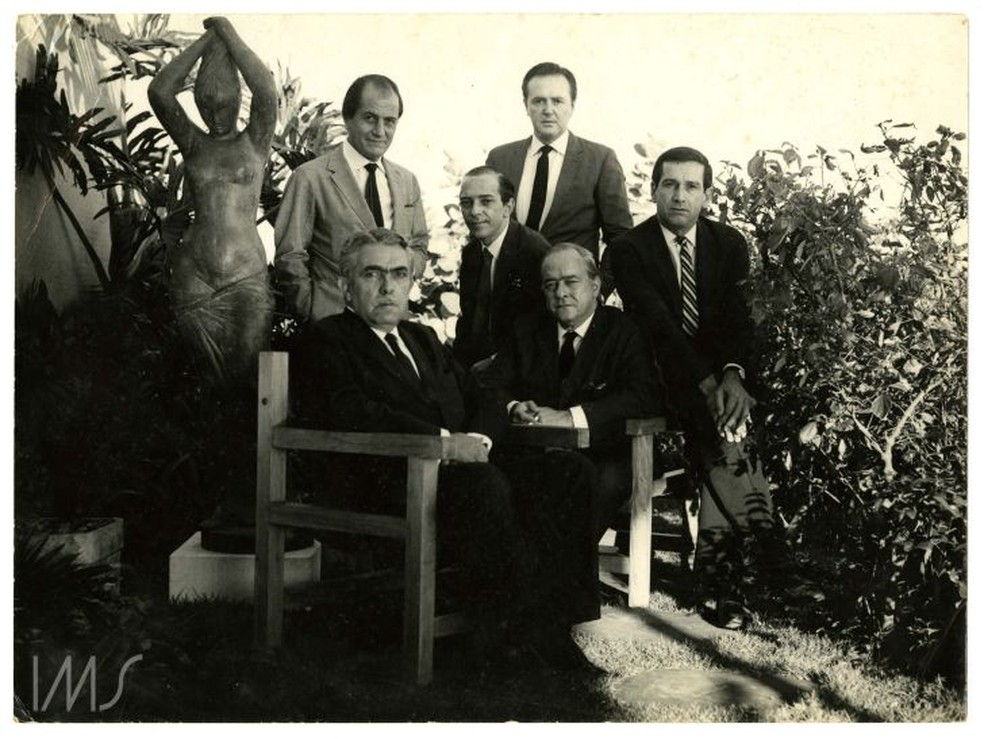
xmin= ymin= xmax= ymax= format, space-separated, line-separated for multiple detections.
xmin=454 ymin=166 xmax=551 ymax=370
xmin=291 ymin=228 xmax=601 ymax=672
xmin=480 ymin=242 xmax=663 ymax=541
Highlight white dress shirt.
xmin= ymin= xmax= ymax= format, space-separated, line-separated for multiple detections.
xmin=506 ymin=310 xmax=595 ymax=428
xmin=372 ymin=323 xmax=492 ymax=449
xmin=343 ymin=139 xmax=393 ymax=229
xmin=660 ymin=222 xmax=745 ymax=381
xmin=557 ymin=312 xmax=595 ymax=429
xmin=659 ymin=223 xmax=698 ymax=287
xmin=370 ymin=325 xmax=420 ymax=376
xmin=515 ymin=130 xmax=570 ymax=228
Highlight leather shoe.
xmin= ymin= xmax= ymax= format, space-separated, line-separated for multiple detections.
xmin=714 ymin=598 xmax=750 ymax=630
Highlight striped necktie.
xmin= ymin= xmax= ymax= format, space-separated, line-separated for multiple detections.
xmin=677 ymin=235 xmax=699 ymax=337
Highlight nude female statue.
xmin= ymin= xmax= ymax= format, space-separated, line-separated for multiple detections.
xmin=148 ymin=16 xmax=277 ymax=385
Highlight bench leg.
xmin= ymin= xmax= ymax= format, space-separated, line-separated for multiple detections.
xmin=404 ymin=458 xmax=439 ymax=685
xmin=628 ymin=434 xmax=654 ymax=607
xmin=255 ymin=522 xmax=285 ymax=648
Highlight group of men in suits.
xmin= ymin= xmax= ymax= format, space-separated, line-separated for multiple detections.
xmin=274 ymin=62 xmax=780 ymax=669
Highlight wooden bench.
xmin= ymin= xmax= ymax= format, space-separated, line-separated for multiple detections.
xmin=253 ymin=351 xmax=468 ymax=686
xmin=506 ymin=418 xmax=695 ymax=608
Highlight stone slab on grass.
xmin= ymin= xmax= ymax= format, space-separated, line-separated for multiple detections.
xmin=574 ymin=604 xmax=727 ymax=644
xmin=611 ymin=667 xmax=814 ymax=710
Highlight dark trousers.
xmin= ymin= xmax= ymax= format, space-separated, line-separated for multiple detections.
xmin=676 ymin=390 xmax=779 ymax=602
xmin=300 ymin=449 xmax=600 ymax=636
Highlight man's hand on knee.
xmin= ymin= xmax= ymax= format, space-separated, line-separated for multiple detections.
xmin=715 ymin=370 xmax=756 ymax=439
xmin=703 ymin=370 xmax=756 ymax=441
xmin=447 ymin=433 xmax=490 ymax=464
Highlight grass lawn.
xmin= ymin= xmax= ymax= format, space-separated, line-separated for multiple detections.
xmin=18 ymin=549 xmax=964 ymax=724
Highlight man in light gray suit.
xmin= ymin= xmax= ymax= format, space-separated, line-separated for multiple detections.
xmin=274 ymin=74 xmax=429 ymax=323
xmin=486 ymin=62 xmax=632 ymax=294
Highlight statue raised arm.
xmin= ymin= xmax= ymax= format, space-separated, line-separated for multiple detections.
xmin=149 ymin=16 xmax=277 ymax=385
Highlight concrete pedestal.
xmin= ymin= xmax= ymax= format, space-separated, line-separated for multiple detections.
xmin=169 ymin=531 xmax=321 ymax=602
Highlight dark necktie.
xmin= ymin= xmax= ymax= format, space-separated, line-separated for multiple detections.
xmin=558 ymin=329 xmax=577 ymax=380
xmin=384 ymin=332 xmax=419 ymax=383
xmin=525 ymin=145 xmax=552 ymax=231
xmin=677 ymin=235 xmax=699 ymax=337
xmin=471 ymin=246 xmax=493 ymax=339
xmin=364 ymin=162 xmax=384 ymax=228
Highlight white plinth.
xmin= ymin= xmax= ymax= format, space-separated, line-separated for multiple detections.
xmin=169 ymin=531 xmax=321 ymax=602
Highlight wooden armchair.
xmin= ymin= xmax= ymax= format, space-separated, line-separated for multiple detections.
xmin=505 ymin=417 xmax=695 ymax=608
xmin=254 ymin=351 xmax=468 ymax=686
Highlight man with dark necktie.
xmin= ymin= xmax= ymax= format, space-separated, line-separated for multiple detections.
xmin=479 ymin=243 xmax=663 ymax=542
xmin=610 ymin=146 xmax=783 ymax=629
xmin=454 ymin=166 xmax=550 ymax=370
xmin=291 ymin=228 xmax=603 ymax=673
xmin=274 ymin=74 xmax=429 ymax=324
xmin=486 ymin=62 xmax=633 ymax=294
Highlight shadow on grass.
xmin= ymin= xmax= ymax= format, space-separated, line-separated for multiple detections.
xmin=620 ymin=594 xmax=886 ymax=721
xmin=76 ymin=577 xmax=626 ymax=723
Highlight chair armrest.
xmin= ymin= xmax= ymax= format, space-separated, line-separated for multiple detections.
xmin=504 ymin=424 xmax=591 ymax=449
xmin=625 ymin=417 xmax=670 ymax=436
xmin=273 ymin=427 xmax=453 ymax=459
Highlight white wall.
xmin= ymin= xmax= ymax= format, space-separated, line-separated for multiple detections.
xmin=157 ymin=10 xmax=968 ymax=222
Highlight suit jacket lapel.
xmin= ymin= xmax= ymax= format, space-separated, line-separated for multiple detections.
xmin=491 ymin=221 xmax=520 ymax=309
xmin=386 ymin=158 xmax=410 ymax=234
xmin=327 ymin=146 xmax=376 ymax=230
xmin=647 ymin=219 xmax=682 ymax=316
xmin=345 ymin=311 xmax=421 ymax=390
xmin=560 ymin=307 xmax=605 ymax=405
xmin=543 ymin=132 xmax=582 ymax=233
xmin=399 ymin=325 xmax=432 ymax=387
xmin=535 ymin=317 xmax=562 ymax=398
xmin=460 ymin=240 xmax=480 ymax=310
xmin=504 ymin=139 xmax=530 ymax=188
xmin=694 ymin=219 xmax=720 ymax=313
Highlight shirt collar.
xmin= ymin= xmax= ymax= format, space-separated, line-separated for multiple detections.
xmin=343 ymin=138 xmax=382 ymax=172
xmin=528 ymin=129 xmax=570 ymax=158
xmin=481 ymin=220 xmax=510 ymax=255
xmin=370 ymin=324 xmax=401 ymax=344
xmin=660 ymin=222 xmax=698 ymax=248
xmin=557 ymin=309 xmax=596 ymax=343
xmin=347 ymin=307 xmax=399 ymax=344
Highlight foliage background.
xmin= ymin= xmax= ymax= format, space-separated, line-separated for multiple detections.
xmin=12 ymin=12 xmax=969 ymax=692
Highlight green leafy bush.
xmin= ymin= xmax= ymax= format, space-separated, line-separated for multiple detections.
xmin=707 ymin=123 xmax=966 ymax=681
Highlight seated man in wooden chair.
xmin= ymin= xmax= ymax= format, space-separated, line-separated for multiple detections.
xmin=289 ymin=228 xmax=602 ymax=673
xmin=479 ymin=243 xmax=664 ymax=543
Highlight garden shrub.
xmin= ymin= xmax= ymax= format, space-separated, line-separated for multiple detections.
xmin=712 ymin=123 xmax=966 ymax=681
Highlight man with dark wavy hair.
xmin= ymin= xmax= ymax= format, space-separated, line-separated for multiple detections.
xmin=274 ymin=74 xmax=429 ymax=324
xmin=611 ymin=146 xmax=782 ymax=630
xmin=292 ymin=228 xmax=603 ymax=674
xmin=454 ymin=165 xmax=550 ymax=370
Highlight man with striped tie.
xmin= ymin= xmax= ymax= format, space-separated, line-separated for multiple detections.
xmin=610 ymin=146 xmax=781 ymax=630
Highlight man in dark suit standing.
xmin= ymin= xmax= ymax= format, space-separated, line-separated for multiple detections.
xmin=486 ymin=62 xmax=632 ymax=292
xmin=610 ymin=146 xmax=779 ymax=629
xmin=292 ymin=228 xmax=602 ymax=671
xmin=454 ymin=166 xmax=551 ymax=370
xmin=274 ymin=74 xmax=429 ymax=324
xmin=481 ymin=243 xmax=663 ymax=541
